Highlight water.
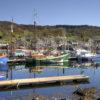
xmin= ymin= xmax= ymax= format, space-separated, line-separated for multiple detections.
xmin=0 ymin=61 xmax=100 ymax=100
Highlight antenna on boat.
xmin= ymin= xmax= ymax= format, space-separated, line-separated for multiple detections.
xmin=11 ymin=18 xmax=14 ymax=45
xmin=11 ymin=18 xmax=14 ymax=33
xmin=33 ymin=8 xmax=37 ymax=29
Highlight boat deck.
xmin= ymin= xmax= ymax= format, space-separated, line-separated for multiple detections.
xmin=8 ymin=58 xmax=26 ymax=63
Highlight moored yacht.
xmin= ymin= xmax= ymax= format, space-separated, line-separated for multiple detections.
xmin=76 ymin=49 xmax=96 ymax=60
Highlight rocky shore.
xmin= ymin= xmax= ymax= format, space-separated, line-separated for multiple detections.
xmin=27 ymin=87 xmax=100 ymax=100
xmin=73 ymin=87 xmax=100 ymax=100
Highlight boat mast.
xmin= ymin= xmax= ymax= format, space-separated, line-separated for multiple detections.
xmin=10 ymin=18 xmax=14 ymax=80
xmin=11 ymin=18 xmax=14 ymax=33
xmin=10 ymin=18 xmax=14 ymax=57
xmin=33 ymin=9 xmax=37 ymax=50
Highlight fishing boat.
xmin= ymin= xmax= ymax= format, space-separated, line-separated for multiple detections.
xmin=0 ymin=54 xmax=9 ymax=64
xmin=28 ymin=52 xmax=70 ymax=66
xmin=0 ymin=44 xmax=9 ymax=64
xmin=76 ymin=49 xmax=95 ymax=60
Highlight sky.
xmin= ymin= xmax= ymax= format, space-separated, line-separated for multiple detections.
xmin=0 ymin=0 xmax=100 ymax=26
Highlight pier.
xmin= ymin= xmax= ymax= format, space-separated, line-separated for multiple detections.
xmin=0 ymin=75 xmax=89 ymax=87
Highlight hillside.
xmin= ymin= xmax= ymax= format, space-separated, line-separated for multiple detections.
xmin=0 ymin=21 xmax=100 ymax=48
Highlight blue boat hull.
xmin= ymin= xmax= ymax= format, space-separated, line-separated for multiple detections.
xmin=0 ymin=57 xmax=9 ymax=64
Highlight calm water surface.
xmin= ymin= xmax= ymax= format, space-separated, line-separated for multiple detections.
xmin=0 ymin=61 xmax=100 ymax=100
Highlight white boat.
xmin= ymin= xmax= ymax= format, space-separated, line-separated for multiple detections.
xmin=76 ymin=49 xmax=95 ymax=60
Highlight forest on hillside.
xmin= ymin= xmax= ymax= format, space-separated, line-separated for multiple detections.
xmin=0 ymin=21 xmax=100 ymax=49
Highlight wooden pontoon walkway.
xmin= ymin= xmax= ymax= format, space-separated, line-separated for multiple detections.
xmin=0 ymin=75 xmax=89 ymax=87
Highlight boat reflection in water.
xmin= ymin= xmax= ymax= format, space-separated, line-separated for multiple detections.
xmin=0 ymin=63 xmax=9 ymax=80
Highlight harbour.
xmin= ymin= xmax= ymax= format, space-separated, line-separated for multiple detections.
xmin=0 ymin=40 xmax=99 ymax=100
xmin=0 ymin=2 xmax=100 ymax=99
xmin=0 ymin=61 xmax=100 ymax=99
